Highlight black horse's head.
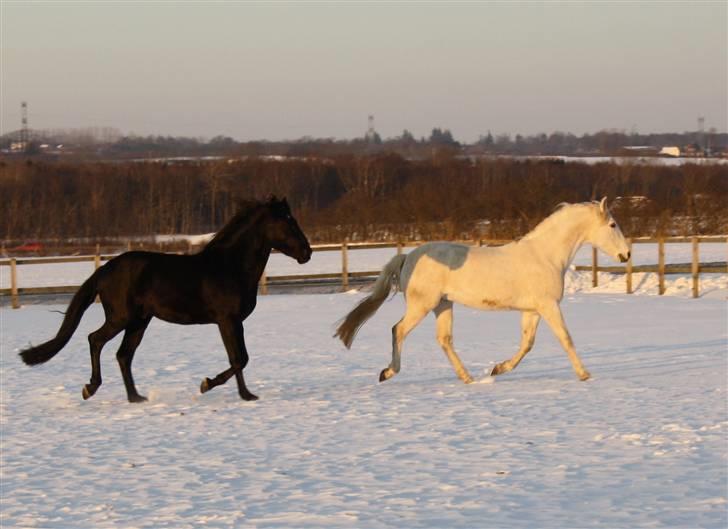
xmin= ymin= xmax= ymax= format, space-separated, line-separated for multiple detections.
xmin=263 ymin=197 xmax=312 ymax=264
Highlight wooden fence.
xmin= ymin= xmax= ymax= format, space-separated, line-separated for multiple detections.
xmin=1 ymin=237 xmax=726 ymax=309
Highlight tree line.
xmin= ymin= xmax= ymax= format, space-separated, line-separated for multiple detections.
xmin=0 ymin=155 xmax=725 ymax=245
xmin=3 ymin=127 xmax=726 ymax=159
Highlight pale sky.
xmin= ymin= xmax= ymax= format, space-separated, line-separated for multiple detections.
xmin=2 ymin=1 xmax=726 ymax=142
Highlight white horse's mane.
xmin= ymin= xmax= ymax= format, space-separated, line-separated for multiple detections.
xmin=521 ymin=201 xmax=602 ymax=242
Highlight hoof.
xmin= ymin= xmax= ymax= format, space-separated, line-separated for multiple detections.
xmin=128 ymin=394 xmax=148 ymax=403
xmin=200 ymin=378 xmax=211 ymax=394
xmin=379 ymin=368 xmax=394 ymax=382
xmin=82 ymin=384 xmax=97 ymax=400
xmin=490 ymin=363 xmax=508 ymax=377
xmin=462 ymin=375 xmax=474 ymax=384
xmin=579 ymin=371 xmax=592 ymax=381
xmin=240 ymin=392 xmax=259 ymax=402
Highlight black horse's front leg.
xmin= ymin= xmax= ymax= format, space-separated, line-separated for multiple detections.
xmin=201 ymin=318 xmax=258 ymax=401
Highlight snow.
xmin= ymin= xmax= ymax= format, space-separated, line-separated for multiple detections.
xmin=1 ymin=288 xmax=726 ymax=528
xmin=504 ymin=155 xmax=728 ymax=166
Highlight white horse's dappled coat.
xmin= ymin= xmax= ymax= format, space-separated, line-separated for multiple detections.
xmin=335 ymin=198 xmax=630 ymax=384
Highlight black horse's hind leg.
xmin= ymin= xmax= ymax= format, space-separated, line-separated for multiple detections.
xmin=116 ymin=317 xmax=151 ymax=403
xmin=84 ymin=320 xmax=124 ymax=400
xmin=200 ymin=319 xmax=258 ymax=401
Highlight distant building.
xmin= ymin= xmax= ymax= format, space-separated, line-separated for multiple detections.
xmin=659 ymin=146 xmax=680 ymax=157
xmin=622 ymin=146 xmax=659 ymax=154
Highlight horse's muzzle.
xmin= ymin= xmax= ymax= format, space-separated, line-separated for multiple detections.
xmin=618 ymin=252 xmax=631 ymax=263
xmin=297 ymin=247 xmax=312 ymax=264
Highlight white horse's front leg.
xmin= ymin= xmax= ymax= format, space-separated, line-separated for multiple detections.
xmin=491 ymin=311 xmax=540 ymax=376
xmin=539 ymin=302 xmax=591 ymax=381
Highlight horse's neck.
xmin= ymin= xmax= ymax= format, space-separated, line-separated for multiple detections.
xmin=526 ymin=213 xmax=589 ymax=272
xmin=230 ymin=226 xmax=271 ymax=283
xmin=204 ymin=216 xmax=272 ymax=285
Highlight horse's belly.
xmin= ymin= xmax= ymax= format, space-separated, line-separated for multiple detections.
xmin=444 ymin=274 xmax=532 ymax=311
xmin=445 ymin=290 xmax=522 ymax=311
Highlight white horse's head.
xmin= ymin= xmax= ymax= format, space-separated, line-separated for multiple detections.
xmin=586 ymin=197 xmax=631 ymax=263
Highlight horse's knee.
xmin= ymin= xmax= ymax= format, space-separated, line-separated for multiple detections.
xmin=88 ymin=332 xmax=102 ymax=350
xmin=437 ymin=333 xmax=453 ymax=349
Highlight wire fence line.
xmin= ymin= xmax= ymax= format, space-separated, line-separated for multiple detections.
xmin=1 ymin=237 xmax=726 ymax=308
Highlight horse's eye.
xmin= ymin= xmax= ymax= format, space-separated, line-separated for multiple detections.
xmin=609 ymin=222 xmax=616 ymax=228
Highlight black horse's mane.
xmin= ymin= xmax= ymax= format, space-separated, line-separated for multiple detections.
xmin=204 ymin=199 xmax=271 ymax=251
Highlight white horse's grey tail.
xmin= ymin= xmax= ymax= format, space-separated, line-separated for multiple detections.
xmin=335 ymin=254 xmax=407 ymax=349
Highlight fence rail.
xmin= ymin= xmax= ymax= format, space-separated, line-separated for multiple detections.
xmin=2 ymin=237 xmax=726 ymax=308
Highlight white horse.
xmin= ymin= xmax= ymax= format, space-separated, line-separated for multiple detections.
xmin=335 ymin=198 xmax=630 ymax=384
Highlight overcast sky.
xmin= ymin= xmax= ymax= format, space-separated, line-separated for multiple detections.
xmin=2 ymin=1 xmax=726 ymax=142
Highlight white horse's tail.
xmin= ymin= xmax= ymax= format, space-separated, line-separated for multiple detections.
xmin=335 ymin=254 xmax=407 ymax=349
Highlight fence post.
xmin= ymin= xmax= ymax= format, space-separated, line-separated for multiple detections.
xmin=626 ymin=238 xmax=633 ymax=294
xmin=591 ymin=246 xmax=598 ymax=288
xmin=397 ymin=240 xmax=403 ymax=255
xmin=10 ymin=258 xmax=20 ymax=309
xmin=94 ymin=245 xmax=102 ymax=303
xmin=260 ymin=269 xmax=268 ymax=295
xmin=341 ymin=239 xmax=349 ymax=291
xmin=658 ymin=238 xmax=665 ymax=295
xmin=691 ymin=237 xmax=699 ymax=299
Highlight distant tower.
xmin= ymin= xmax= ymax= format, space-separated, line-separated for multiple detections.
xmin=365 ymin=115 xmax=377 ymax=141
xmin=20 ymin=101 xmax=30 ymax=149
xmin=697 ymin=116 xmax=705 ymax=151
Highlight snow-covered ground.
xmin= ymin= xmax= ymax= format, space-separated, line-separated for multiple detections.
xmin=2 ymin=242 xmax=727 ymax=298
xmin=1 ymin=288 xmax=726 ymax=528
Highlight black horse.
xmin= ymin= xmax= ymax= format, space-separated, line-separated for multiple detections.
xmin=19 ymin=197 xmax=312 ymax=403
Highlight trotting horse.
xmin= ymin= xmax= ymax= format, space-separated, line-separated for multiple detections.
xmin=336 ymin=198 xmax=630 ymax=384
xmin=20 ymin=197 xmax=312 ymax=403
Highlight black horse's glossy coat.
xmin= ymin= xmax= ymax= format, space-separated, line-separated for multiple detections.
xmin=19 ymin=197 xmax=312 ymax=402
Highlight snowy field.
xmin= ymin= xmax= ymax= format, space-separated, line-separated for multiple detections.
xmin=1 ymin=282 xmax=727 ymax=527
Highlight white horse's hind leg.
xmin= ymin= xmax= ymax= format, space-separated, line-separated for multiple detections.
xmin=434 ymin=300 xmax=473 ymax=383
xmin=491 ymin=311 xmax=540 ymax=376
xmin=379 ymin=301 xmax=429 ymax=382
xmin=540 ymin=302 xmax=591 ymax=381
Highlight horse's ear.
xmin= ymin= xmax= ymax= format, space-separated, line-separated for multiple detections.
xmin=599 ymin=196 xmax=608 ymax=218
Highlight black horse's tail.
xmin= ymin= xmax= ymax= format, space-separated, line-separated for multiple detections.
xmin=19 ymin=271 xmax=100 ymax=366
